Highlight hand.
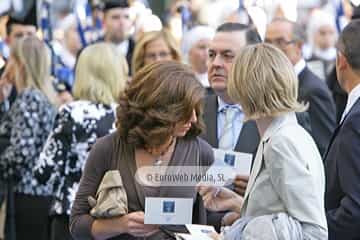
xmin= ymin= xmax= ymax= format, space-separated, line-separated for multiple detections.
xmin=57 ymin=91 xmax=73 ymax=105
xmin=222 ymin=212 xmax=240 ymax=226
xmin=209 ymin=232 xmax=223 ymax=240
xmin=233 ymin=175 xmax=249 ymax=196
xmin=123 ymin=211 xmax=158 ymax=237
xmin=0 ymin=81 xmax=12 ymax=102
xmin=197 ymin=184 xmax=243 ymax=213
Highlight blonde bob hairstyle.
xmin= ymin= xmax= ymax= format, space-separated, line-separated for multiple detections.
xmin=73 ymin=42 xmax=128 ymax=105
xmin=11 ymin=36 xmax=57 ymax=105
xmin=131 ymin=30 xmax=181 ymax=74
xmin=228 ymin=43 xmax=306 ymax=120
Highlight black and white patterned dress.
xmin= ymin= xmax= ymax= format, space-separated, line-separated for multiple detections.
xmin=0 ymin=87 xmax=56 ymax=195
xmin=35 ymin=100 xmax=117 ymax=215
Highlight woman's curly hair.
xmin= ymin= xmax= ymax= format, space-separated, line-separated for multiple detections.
xmin=116 ymin=61 xmax=205 ymax=149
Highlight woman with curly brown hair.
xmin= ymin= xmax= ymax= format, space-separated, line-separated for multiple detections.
xmin=70 ymin=61 xmax=214 ymax=240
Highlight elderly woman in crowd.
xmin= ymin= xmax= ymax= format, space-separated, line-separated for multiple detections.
xmin=198 ymin=43 xmax=328 ymax=240
xmin=305 ymin=9 xmax=338 ymax=79
xmin=53 ymin=13 xmax=82 ymax=104
xmin=0 ymin=36 xmax=57 ymax=240
xmin=70 ymin=61 xmax=214 ymax=240
xmin=131 ymin=30 xmax=181 ymax=74
xmin=181 ymin=25 xmax=215 ymax=89
xmin=34 ymin=42 xmax=128 ymax=240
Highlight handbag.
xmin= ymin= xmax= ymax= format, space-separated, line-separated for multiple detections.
xmin=87 ymin=170 xmax=128 ymax=218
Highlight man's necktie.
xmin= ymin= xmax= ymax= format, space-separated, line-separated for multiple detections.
xmin=219 ymin=106 xmax=238 ymax=150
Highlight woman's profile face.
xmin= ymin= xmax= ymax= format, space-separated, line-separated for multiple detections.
xmin=2 ymin=55 xmax=22 ymax=89
xmin=173 ymin=109 xmax=197 ymax=137
xmin=144 ymin=37 xmax=173 ymax=66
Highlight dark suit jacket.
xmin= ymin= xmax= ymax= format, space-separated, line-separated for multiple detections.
xmin=126 ymin=38 xmax=135 ymax=76
xmin=326 ymin=66 xmax=348 ymax=123
xmin=325 ymin=98 xmax=360 ymax=240
xmin=298 ymin=67 xmax=336 ymax=156
xmin=201 ymin=94 xmax=259 ymax=155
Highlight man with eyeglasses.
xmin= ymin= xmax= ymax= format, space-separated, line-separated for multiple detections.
xmin=265 ymin=18 xmax=336 ymax=157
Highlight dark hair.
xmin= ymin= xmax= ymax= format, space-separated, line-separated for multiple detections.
xmin=216 ymin=22 xmax=262 ymax=45
xmin=116 ymin=61 xmax=205 ymax=149
xmin=352 ymin=5 xmax=360 ymax=20
xmin=6 ymin=16 xmax=36 ymax=36
xmin=337 ymin=19 xmax=360 ymax=71
xmin=103 ymin=0 xmax=130 ymax=12
xmin=6 ymin=2 xmax=37 ymax=36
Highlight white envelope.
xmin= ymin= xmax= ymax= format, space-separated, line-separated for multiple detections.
xmin=176 ymin=233 xmax=212 ymax=240
xmin=175 ymin=224 xmax=216 ymax=240
xmin=144 ymin=197 xmax=193 ymax=225
xmin=186 ymin=224 xmax=216 ymax=238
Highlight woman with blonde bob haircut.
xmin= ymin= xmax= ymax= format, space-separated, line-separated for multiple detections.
xmin=228 ymin=43 xmax=306 ymax=120
xmin=131 ymin=30 xmax=181 ymax=74
xmin=35 ymin=42 xmax=128 ymax=240
xmin=197 ymin=44 xmax=328 ymax=239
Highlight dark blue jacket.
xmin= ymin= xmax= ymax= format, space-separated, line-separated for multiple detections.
xmin=325 ymin=97 xmax=360 ymax=240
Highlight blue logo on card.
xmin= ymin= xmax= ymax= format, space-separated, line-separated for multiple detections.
xmin=224 ymin=154 xmax=235 ymax=167
xmin=163 ymin=201 xmax=175 ymax=213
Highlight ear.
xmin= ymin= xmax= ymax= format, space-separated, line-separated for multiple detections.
xmin=295 ymin=41 xmax=303 ymax=56
xmin=336 ymin=52 xmax=348 ymax=71
xmin=5 ymin=36 xmax=10 ymax=45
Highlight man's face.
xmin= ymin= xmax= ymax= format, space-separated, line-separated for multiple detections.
xmin=103 ymin=8 xmax=132 ymax=44
xmin=207 ymin=31 xmax=246 ymax=94
xmin=7 ymin=24 xmax=36 ymax=46
xmin=314 ymin=25 xmax=336 ymax=50
xmin=265 ymin=21 xmax=300 ymax=65
xmin=64 ymin=25 xmax=82 ymax=54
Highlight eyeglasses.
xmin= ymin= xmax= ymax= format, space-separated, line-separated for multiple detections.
xmin=265 ymin=38 xmax=295 ymax=48
xmin=144 ymin=51 xmax=171 ymax=61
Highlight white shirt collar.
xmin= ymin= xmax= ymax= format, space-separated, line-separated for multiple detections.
xmin=341 ymin=83 xmax=360 ymax=122
xmin=116 ymin=40 xmax=129 ymax=56
xmin=294 ymin=59 xmax=306 ymax=76
xmin=217 ymin=97 xmax=242 ymax=113
xmin=196 ymin=72 xmax=210 ymax=88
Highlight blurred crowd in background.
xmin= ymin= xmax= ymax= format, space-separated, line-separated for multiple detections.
xmin=0 ymin=0 xmax=359 ymax=97
xmin=0 ymin=0 xmax=360 ymax=240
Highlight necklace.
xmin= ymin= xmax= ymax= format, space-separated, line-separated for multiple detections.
xmin=146 ymin=137 xmax=176 ymax=166
xmin=153 ymin=156 xmax=165 ymax=166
